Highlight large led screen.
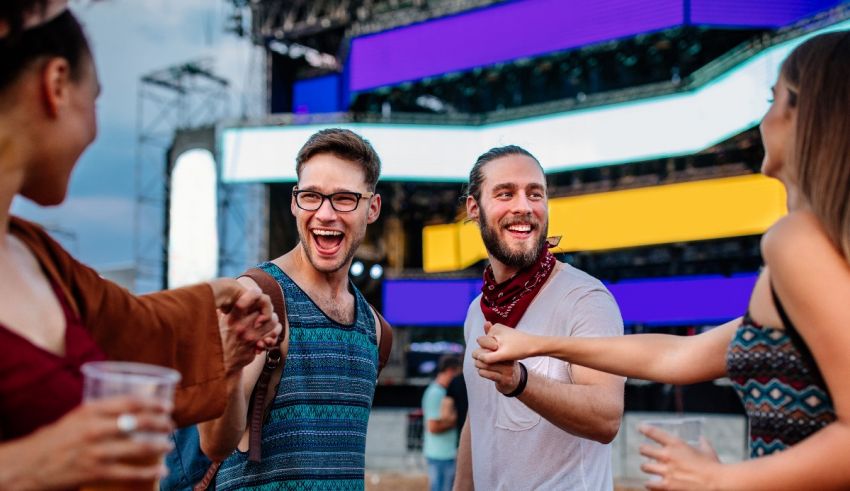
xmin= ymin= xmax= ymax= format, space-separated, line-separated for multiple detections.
xmin=220 ymin=19 xmax=850 ymax=183
xmin=348 ymin=0 xmax=843 ymax=91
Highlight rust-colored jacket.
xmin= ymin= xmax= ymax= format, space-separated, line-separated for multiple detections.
xmin=9 ymin=216 xmax=226 ymax=426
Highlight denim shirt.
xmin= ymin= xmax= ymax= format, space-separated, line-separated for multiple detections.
xmin=161 ymin=425 xmax=213 ymax=490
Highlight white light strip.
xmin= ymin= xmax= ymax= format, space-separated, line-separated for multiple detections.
xmin=168 ymin=149 xmax=219 ymax=288
xmin=221 ymin=21 xmax=849 ymax=182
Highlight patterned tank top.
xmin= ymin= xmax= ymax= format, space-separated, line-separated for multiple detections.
xmin=726 ymin=286 xmax=835 ymax=457
xmin=216 ymin=262 xmax=379 ymax=490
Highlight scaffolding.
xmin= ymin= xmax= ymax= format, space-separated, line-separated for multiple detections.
xmin=134 ymin=60 xmax=229 ymax=292
xmin=217 ymin=177 xmax=269 ymax=280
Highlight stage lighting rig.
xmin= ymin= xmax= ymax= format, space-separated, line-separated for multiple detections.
xmin=267 ymin=39 xmax=340 ymax=70
xmin=369 ymin=263 xmax=383 ymax=280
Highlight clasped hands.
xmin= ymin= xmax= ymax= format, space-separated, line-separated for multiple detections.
xmin=211 ymin=278 xmax=283 ymax=375
xmin=472 ymin=321 xmax=530 ymax=395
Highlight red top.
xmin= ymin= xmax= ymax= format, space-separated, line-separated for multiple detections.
xmin=8 ymin=216 xmax=227 ymax=428
xmin=0 ymin=282 xmax=105 ymax=440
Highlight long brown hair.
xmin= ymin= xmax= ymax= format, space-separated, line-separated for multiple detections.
xmin=781 ymin=31 xmax=850 ymax=260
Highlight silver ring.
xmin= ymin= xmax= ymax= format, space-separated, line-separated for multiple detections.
xmin=116 ymin=413 xmax=138 ymax=434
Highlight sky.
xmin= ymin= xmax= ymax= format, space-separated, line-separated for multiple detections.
xmin=12 ymin=0 xmax=261 ymax=274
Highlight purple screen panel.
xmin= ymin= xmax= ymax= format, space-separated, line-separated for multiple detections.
xmin=382 ymin=273 xmax=757 ymax=326
xmin=605 ymin=274 xmax=758 ymax=326
xmin=349 ymin=0 xmax=683 ymax=91
xmin=690 ymin=0 xmax=842 ymax=27
xmin=349 ymin=0 xmax=841 ymax=91
xmin=383 ymin=279 xmax=483 ymax=326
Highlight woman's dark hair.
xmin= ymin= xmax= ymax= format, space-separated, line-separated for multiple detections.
xmin=0 ymin=1 xmax=91 ymax=92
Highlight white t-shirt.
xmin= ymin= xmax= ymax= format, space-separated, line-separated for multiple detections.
xmin=464 ymin=262 xmax=624 ymax=490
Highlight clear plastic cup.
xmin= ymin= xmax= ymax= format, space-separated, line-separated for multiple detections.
xmin=82 ymin=361 xmax=181 ymax=406
xmin=80 ymin=361 xmax=181 ymax=491
xmin=641 ymin=417 xmax=705 ymax=480
xmin=642 ymin=417 xmax=703 ymax=446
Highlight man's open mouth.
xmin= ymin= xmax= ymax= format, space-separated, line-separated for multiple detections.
xmin=311 ymin=228 xmax=344 ymax=254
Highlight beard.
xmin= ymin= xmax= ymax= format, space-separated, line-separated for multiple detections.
xmin=478 ymin=207 xmax=548 ymax=271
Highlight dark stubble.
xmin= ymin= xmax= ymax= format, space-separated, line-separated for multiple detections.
xmin=478 ymin=206 xmax=548 ymax=270
xmin=298 ymin=227 xmax=364 ymax=274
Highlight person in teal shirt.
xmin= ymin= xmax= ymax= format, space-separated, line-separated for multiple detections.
xmin=422 ymin=355 xmax=462 ymax=491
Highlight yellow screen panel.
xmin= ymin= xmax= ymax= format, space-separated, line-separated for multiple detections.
xmin=423 ymin=175 xmax=786 ymax=272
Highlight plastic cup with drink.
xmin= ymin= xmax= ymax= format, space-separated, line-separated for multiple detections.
xmin=80 ymin=361 xmax=181 ymax=491
xmin=640 ymin=417 xmax=705 ymax=481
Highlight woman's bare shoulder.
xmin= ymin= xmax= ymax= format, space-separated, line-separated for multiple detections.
xmin=761 ymin=211 xmax=840 ymax=268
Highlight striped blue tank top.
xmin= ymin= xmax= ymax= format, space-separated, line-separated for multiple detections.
xmin=216 ymin=262 xmax=379 ymax=490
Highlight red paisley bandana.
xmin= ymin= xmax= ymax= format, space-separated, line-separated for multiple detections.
xmin=480 ymin=245 xmax=557 ymax=328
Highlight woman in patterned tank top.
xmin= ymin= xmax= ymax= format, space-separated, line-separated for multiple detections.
xmin=473 ymin=31 xmax=850 ymax=490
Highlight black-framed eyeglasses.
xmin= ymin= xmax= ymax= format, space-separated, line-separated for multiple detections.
xmin=292 ymin=188 xmax=374 ymax=212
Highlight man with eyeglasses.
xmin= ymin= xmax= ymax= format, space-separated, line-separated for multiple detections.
xmin=200 ymin=128 xmax=386 ymax=490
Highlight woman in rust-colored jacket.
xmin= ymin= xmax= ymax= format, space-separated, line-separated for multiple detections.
xmin=0 ymin=1 xmax=281 ymax=489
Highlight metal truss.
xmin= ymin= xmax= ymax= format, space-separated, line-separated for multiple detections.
xmin=217 ymin=180 xmax=269 ymax=279
xmin=134 ymin=60 xmax=229 ymax=292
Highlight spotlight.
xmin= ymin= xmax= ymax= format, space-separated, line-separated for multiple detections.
xmin=350 ymin=261 xmax=365 ymax=277
xmin=369 ymin=264 xmax=383 ymax=280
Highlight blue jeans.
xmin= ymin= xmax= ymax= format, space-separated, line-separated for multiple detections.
xmin=426 ymin=457 xmax=456 ymax=491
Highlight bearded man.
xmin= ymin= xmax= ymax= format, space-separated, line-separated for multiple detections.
xmin=453 ymin=145 xmax=625 ymax=490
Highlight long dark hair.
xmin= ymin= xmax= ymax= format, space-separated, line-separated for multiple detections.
xmin=0 ymin=0 xmax=91 ymax=92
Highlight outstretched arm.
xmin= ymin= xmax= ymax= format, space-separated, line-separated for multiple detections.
xmin=474 ymin=339 xmax=624 ymax=443
xmin=199 ymin=276 xmax=285 ymax=461
xmin=15 ymin=220 xmax=281 ymax=426
xmin=476 ymin=318 xmax=738 ymax=386
xmin=197 ymin=352 xmax=266 ymax=461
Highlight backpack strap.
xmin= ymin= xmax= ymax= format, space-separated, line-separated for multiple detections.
xmin=240 ymin=267 xmax=287 ymax=463
xmin=370 ymin=305 xmax=393 ymax=374
xmin=194 ymin=461 xmax=220 ymax=491
xmin=195 ymin=267 xmax=287 ymax=490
